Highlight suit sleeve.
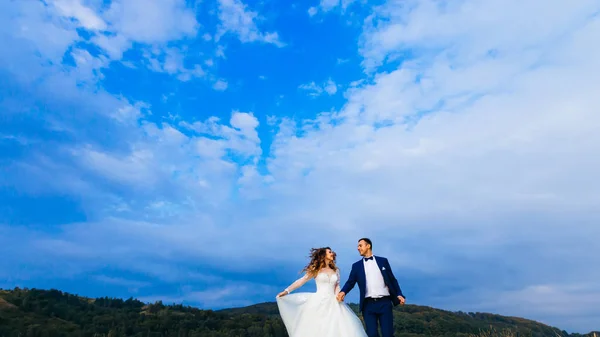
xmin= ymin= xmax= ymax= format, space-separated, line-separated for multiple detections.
xmin=385 ymin=259 xmax=405 ymax=298
xmin=340 ymin=264 xmax=357 ymax=294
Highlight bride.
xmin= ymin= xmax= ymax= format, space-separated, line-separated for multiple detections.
xmin=276 ymin=247 xmax=367 ymax=336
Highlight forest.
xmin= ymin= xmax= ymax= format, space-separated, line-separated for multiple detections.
xmin=1 ymin=288 xmax=597 ymax=337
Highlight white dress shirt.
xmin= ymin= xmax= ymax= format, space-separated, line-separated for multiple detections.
xmin=363 ymin=256 xmax=390 ymax=298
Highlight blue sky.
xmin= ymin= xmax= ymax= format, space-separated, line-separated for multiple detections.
xmin=1 ymin=0 xmax=600 ymax=333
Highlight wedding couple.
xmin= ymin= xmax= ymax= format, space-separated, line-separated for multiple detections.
xmin=276 ymin=238 xmax=405 ymax=337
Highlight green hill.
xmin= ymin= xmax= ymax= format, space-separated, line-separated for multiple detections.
xmin=0 ymin=288 xmax=597 ymax=337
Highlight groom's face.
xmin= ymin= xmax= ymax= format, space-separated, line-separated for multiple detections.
xmin=357 ymin=240 xmax=370 ymax=256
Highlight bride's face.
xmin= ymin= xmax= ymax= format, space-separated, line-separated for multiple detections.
xmin=325 ymin=249 xmax=334 ymax=262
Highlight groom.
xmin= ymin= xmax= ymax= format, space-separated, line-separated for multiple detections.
xmin=337 ymin=238 xmax=405 ymax=337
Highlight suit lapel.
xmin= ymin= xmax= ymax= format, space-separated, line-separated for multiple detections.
xmin=375 ymin=256 xmax=385 ymax=273
xmin=358 ymin=259 xmax=366 ymax=281
xmin=374 ymin=256 xmax=389 ymax=285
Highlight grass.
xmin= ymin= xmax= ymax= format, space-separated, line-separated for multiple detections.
xmin=469 ymin=326 xmax=521 ymax=337
xmin=471 ymin=327 xmax=599 ymax=337
xmin=468 ymin=326 xmax=563 ymax=337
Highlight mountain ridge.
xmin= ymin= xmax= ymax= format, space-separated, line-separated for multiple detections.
xmin=0 ymin=287 xmax=597 ymax=337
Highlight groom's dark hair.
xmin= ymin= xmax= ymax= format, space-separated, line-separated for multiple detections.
xmin=359 ymin=237 xmax=372 ymax=249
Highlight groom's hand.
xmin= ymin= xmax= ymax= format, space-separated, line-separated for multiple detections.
xmin=398 ymin=296 xmax=405 ymax=305
xmin=336 ymin=292 xmax=346 ymax=302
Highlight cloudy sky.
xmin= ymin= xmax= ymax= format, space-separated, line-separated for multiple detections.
xmin=1 ymin=0 xmax=599 ymax=333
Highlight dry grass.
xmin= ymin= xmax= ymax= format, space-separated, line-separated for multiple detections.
xmin=468 ymin=327 xmax=519 ymax=337
xmin=468 ymin=326 xmax=568 ymax=337
xmin=0 ymin=297 xmax=17 ymax=310
xmin=469 ymin=328 xmax=600 ymax=337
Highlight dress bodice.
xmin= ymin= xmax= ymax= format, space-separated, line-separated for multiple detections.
xmin=314 ymin=271 xmax=339 ymax=295
xmin=282 ymin=268 xmax=341 ymax=297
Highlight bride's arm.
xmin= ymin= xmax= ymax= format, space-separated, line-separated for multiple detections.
xmin=335 ymin=269 xmax=341 ymax=295
xmin=278 ymin=273 xmax=312 ymax=296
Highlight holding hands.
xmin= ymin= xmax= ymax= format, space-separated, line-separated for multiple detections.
xmin=337 ymin=292 xmax=405 ymax=305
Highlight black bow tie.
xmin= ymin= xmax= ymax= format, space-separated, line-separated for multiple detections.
xmin=364 ymin=256 xmax=373 ymax=261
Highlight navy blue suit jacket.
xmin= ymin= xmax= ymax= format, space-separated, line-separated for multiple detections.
xmin=340 ymin=256 xmax=405 ymax=312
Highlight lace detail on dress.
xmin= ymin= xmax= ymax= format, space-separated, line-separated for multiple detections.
xmin=284 ymin=269 xmax=342 ymax=295
xmin=335 ymin=268 xmax=341 ymax=295
xmin=285 ymin=274 xmax=312 ymax=293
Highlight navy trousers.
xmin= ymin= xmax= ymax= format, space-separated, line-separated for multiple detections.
xmin=362 ymin=297 xmax=394 ymax=337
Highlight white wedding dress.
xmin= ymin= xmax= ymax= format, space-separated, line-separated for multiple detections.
xmin=276 ymin=269 xmax=368 ymax=337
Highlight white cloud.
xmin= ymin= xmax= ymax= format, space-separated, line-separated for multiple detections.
xmin=7 ymin=0 xmax=204 ymax=82
xmin=143 ymin=47 xmax=206 ymax=80
xmin=215 ymin=0 xmax=284 ymax=47
xmin=308 ymin=0 xmax=357 ymax=16
xmin=299 ymin=78 xmax=338 ymax=97
xmin=70 ymin=48 xmax=108 ymax=80
xmin=278 ymin=18 xmax=600 ymax=225
xmin=68 ymin=112 xmax=262 ymax=201
xmin=230 ymin=111 xmax=260 ymax=141
xmin=94 ymin=275 xmax=149 ymax=291
xmin=103 ymin=0 xmax=198 ymax=45
xmin=45 ymin=0 xmax=199 ymax=60
xmin=323 ymin=79 xmax=338 ymax=95
xmin=73 ymin=146 xmax=158 ymax=187
xmin=298 ymin=82 xmax=321 ymax=96
xmin=110 ymin=102 xmax=147 ymax=124
xmin=433 ymin=282 xmax=600 ymax=331
xmin=50 ymin=0 xmax=107 ymax=31
xmin=138 ymin=282 xmax=278 ymax=308
xmin=92 ymin=33 xmax=130 ymax=60
xmin=181 ymin=112 xmax=262 ymax=158
xmin=2 ymin=1 xmax=80 ymax=64
xmin=212 ymin=79 xmax=229 ymax=91
xmin=94 ymin=0 xmax=201 ymax=76
xmin=319 ymin=0 xmax=342 ymax=12
xmin=215 ymin=45 xmax=226 ymax=58
xmin=359 ymin=0 xmax=599 ymax=71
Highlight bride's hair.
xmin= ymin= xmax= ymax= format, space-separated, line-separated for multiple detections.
xmin=301 ymin=247 xmax=338 ymax=277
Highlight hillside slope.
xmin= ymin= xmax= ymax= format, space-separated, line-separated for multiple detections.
xmin=0 ymin=288 xmax=597 ymax=337
xmin=219 ymin=302 xmax=591 ymax=337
